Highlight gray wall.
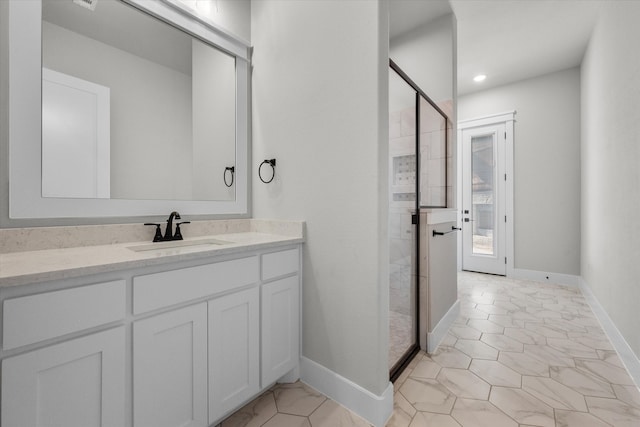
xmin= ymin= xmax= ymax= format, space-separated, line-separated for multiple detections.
xmin=251 ymin=0 xmax=390 ymax=396
xmin=458 ymin=67 xmax=581 ymax=275
xmin=581 ymin=2 xmax=640 ymax=358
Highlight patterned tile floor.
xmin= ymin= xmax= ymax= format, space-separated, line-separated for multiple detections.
xmin=220 ymin=272 xmax=640 ymax=426
xmin=390 ymin=272 xmax=640 ymax=427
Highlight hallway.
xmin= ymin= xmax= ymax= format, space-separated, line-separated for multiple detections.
xmin=389 ymin=272 xmax=640 ymax=426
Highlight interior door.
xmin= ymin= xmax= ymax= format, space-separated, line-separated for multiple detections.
xmin=461 ymin=123 xmax=506 ymax=275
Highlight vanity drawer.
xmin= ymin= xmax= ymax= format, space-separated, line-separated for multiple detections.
xmin=133 ymin=256 xmax=259 ymax=314
xmin=3 ymin=280 xmax=126 ymax=350
xmin=262 ymin=248 xmax=299 ymax=281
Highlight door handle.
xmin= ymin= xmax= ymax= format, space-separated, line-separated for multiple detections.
xmin=464 ymin=218 xmax=474 ymax=222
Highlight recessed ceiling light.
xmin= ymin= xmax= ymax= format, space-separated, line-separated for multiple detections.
xmin=473 ymin=74 xmax=487 ymax=83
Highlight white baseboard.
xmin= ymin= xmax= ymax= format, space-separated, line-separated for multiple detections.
xmin=427 ymin=299 xmax=460 ymax=353
xmin=510 ymin=268 xmax=581 ymax=287
xmin=300 ymin=357 xmax=393 ymax=427
xmin=578 ymin=278 xmax=640 ymax=388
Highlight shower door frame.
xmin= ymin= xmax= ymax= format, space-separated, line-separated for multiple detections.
xmin=389 ymin=59 xmax=450 ymax=382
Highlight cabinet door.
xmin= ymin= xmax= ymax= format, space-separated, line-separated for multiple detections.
xmin=208 ymin=287 xmax=259 ymax=424
xmin=261 ymin=275 xmax=300 ymax=386
xmin=1 ymin=327 xmax=125 ymax=427
xmin=134 ymin=303 xmax=208 ymax=427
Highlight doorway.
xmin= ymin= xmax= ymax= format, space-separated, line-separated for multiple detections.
xmin=459 ymin=113 xmax=515 ymax=276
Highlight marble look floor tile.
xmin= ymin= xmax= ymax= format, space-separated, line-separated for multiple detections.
xmin=575 ymin=358 xmax=637 ymax=386
xmin=480 ymin=333 xmax=524 ymax=352
xmin=454 ymin=338 xmax=499 ymax=360
xmin=459 ymin=308 xmax=490 ymax=320
xmin=523 ymin=344 xmax=576 ymax=367
xmin=467 ymin=318 xmax=505 ymax=334
xmin=409 ymin=412 xmax=462 ymax=427
xmin=430 ymin=346 xmax=472 ymax=369
xmin=585 ymin=396 xmax=640 ymax=427
xmin=521 ymin=376 xmax=588 ymax=411
xmin=525 ymin=323 xmax=569 ymax=339
xmin=612 ymin=384 xmax=640 ymax=408
xmin=221 ymin=391 xmax=277 ymax=427
xmin=549 ymin=366 xmax=616 ymax=398
xmin=546 ymin=338 xmax=599 ymax=360
xmin=498 ymin=351 xmax=551 ymax=376
xmin=399 ymin=377 xmax=456 ymax=414
xmin=503 ymin=327 xmax=547 ymax=345
xmin=554 ymin=409 xmax=612 ymax=427
xmin=436 ymin=367 xmax=491 ymax=400
xmin=451 ymin=398 xmax=518 ymax=427
xmin=449 ymin=325 xmax=482 ymax=340
xmin=262 ymin=413 xmax=310 ymax=427
xmin=308 ymin=400 xmax=372 ymax=427
xmin=469 ymin=359 xmax=522 ymax=387
xmin=394 ymin=391 xmax=417 ymax=418
xmin=440 ymin=332 xmax=458 ymax=347
xmin=273 ymin=382 xmax=326 ymax=416
xmin=409 ymin=358 xmax=442 ymax=379
xmin=546 ymin=316 xmax=591 ymax=331
xmin=492 ymin=300 xmax=521 ymax=312
xmin=487 ymin=314 xmax=522 ymax=328
xmin=595 ymin=350 xmax=624 ymax=367
xmin=475 ymin=303 xmax=508 ymax=315
xmin=489 ymin=387 xmax=555 ymax=427
xmin=568 ymin=334 xmax=616 ymax=352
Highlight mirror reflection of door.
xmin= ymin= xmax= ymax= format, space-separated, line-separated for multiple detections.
xmin=42 ymin=68 xmax=111 ymax=199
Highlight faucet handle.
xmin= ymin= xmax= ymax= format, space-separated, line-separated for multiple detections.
xmin=174 ymin=221 xmax=191 ymax=240
xmin=144 ymin=223 xmax=163 ymax=242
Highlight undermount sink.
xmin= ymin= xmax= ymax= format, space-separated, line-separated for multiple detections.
xmin=128 ymin=238 xmax=231 ymax=252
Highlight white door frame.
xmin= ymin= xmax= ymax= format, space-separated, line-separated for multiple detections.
xmin=457 ymin=111 xmax=516 ymax=276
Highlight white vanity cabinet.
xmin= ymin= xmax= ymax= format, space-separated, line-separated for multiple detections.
xmin=133 ymin=303 xmax=209 ymax=427
xmin=261 ymin=248 xmax=301 ymax=386
xmin=0 ymin=244 xmax=302 ymax=427
xmin=1 ymin=281 xmax=127 ymax=427
xmin=208 ymin=287 xmax=260 ymax=423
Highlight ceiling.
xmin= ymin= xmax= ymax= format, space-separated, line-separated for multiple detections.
xmin=390 ymin=0 xmax=603 ymax=95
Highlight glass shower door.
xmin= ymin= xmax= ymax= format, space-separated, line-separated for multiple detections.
xmin=388 ymin=68 xmax=418 ymax=376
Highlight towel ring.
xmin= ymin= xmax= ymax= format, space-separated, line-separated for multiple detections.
xmin=259 ymin=159 xmax=276 ymax=184
xmin=224 ymin=166 xmax=235 ymax=187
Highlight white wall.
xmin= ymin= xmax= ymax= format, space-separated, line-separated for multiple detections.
xmin=179 ymin=0 xmax=250 ymax=42
xmin=458 ymin=68 xmax=581 ymax=275
xmin=251 ymin=0 xmax=390 ymax=396
xmin=581 ymin=2 xmax=640 ymax=358
xmin=390 ymin=13 xmax=455 ymax=106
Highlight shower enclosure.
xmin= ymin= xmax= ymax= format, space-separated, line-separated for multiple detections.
xmin=388 ymin=60 xmax=449 ymax=380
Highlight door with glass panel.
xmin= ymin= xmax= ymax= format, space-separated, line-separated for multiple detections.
xmin=388 ymin=67 xmax=418 ymax=377
xmin=461 ymin=124 xmax=506 ymax=275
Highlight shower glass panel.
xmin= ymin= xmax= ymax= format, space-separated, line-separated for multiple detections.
xmin=471 ymin=134 xmax=496 ymax=255
xmin=419 ymin=97 xmax=447 ymax=208
xmin=388 ymin=69 xmax=418 ymax=373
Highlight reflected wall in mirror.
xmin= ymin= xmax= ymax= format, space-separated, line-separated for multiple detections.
xmin=41 ymin=0 xmax=236 ymax=201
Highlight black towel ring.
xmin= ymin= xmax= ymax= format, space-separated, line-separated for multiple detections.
xmin=224 ymin=166 xmax=235 ymax=187
xmin=259 ymin=159 xmax=276 ymax=184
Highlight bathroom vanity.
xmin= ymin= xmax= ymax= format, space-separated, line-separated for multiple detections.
xmin=0 ymin=222 xmax=304 ymax=427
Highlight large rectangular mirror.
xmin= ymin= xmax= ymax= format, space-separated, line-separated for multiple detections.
xmin=6 ymin=0 xmax=249 ymax=220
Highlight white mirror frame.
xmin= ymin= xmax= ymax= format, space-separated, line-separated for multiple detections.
xmin=7 ymin=0 xmax=250 ymax=219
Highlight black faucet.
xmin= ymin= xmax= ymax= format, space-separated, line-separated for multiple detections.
xmin=164 ymin=211 xmax=181 ymax=241
xmin=143 ymin=211 xmax=190 ymax=242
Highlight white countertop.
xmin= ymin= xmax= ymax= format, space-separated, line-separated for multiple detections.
xmin=0 ymin=231 xmax=304 ymax=288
